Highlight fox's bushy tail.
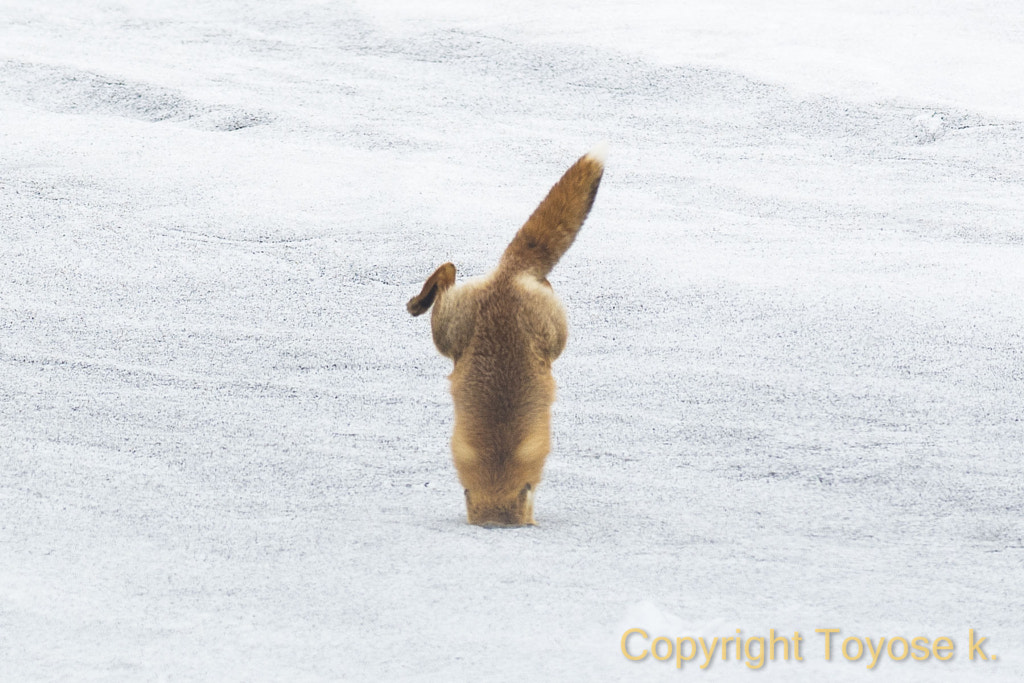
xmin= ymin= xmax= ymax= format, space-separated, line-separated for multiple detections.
xmin=499 ymin=144 xmax=606 ymax=278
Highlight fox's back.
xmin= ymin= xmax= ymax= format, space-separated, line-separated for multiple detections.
xmin=449 ymin=273 xmax=566 ymax=463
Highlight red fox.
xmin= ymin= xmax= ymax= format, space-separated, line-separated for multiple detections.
xmin=407 ymin=145 xmax=606 ymax=526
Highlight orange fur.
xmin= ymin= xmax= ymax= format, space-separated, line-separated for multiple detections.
xmin=407 ymin=146 xmax=605 ymax=526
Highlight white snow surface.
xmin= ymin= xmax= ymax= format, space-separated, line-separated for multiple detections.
xmin=1 ymin=1 xmax=1023 ymax=681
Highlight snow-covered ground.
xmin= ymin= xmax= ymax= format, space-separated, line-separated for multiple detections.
xmin=2 ymin=1 xmax=1022 ymax=680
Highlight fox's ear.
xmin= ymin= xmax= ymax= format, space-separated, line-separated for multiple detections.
xmin=518 ymin=482 xmax=533 ymax=506
xmin=406 ymin=262 xmax=456 ymax=316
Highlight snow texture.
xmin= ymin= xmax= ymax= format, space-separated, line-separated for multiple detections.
xmin=1 ymin=1 xmax=1022 ymax=681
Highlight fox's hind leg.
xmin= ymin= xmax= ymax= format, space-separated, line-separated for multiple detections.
xmin=407 ymin=262 xmax=456 ymax=316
